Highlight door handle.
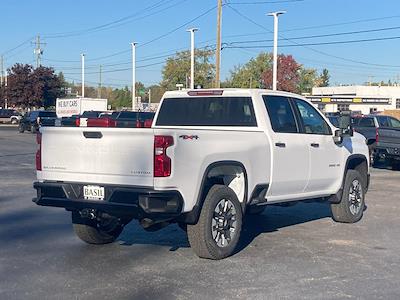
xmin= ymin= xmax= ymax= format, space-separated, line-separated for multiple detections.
xmin=83 ymin=131 xmax=103 ymax=139
xmin=310 ymin=143 xmax=320 ymax=148
xmin=275 ymin=142 xmax=286 ymax=148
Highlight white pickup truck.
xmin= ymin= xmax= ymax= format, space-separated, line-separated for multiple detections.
xmin=33 ymin=89 xmax=370 ymax=260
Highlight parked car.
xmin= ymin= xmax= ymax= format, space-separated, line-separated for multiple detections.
xmin=61 ymin=111 xmax=104 ymax=127
xmin=0 ymin=109 xmax=21 ymax=124
xmin=33 ymin=89 xmax=370 ymax=260
xmin=18 ymin=110 xmax=57 ymax=133
xmin=88 ymin=111 xmax=155 ymax=128
xmin=353 ymin=115 xmax=400 ymax=168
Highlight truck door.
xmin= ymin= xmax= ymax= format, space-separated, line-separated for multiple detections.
xmin=263 ymin=95 xmax=309 ymax=199
xmin=291 ymin=98 xmax=342 ymax=194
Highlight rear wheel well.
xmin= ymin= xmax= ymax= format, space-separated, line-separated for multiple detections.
xmin=179 ymin=162 xmax=248 ymax=224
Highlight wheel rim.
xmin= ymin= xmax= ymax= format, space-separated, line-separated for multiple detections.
xmin=211 ymin=198 xmax=237 ymax=248
xmin=348 ymin=179 xmax=363 ymax=215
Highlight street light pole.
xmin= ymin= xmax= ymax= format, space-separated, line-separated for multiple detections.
xmin=267 ymin=11 xmax=286 ymax=91
xmin=81 ymin=53 xmax=85 ymax=97
xmin=131 ymin=42 xmax=137 ymax=111
xmin=187 ymin=28 xmax=198 ymax=89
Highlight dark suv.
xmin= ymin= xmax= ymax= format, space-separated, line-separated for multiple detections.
xmin=0 ymin=109 xmax=21 ymax=124
xmin=18 ymin=110 xmax=57 ymax=133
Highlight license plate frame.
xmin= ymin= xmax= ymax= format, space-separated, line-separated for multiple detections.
xmin=83 ymin=185 xmax=105 ymax=201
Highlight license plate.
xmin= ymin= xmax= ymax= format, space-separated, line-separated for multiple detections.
xmin=83 ymin=185 xmax=105 ymax=200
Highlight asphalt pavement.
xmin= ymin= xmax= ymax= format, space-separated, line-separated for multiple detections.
xmin=0 ymin=126 xmax=399 ymax=299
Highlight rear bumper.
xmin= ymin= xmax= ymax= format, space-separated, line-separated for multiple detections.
xmin=375 ymin=146 xmax=400 ymax=159
xmin=33 ymin=181 xmax=184 ymax=219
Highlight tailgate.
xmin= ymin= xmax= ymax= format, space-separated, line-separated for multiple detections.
xmin=39 ymin=127 xmax=154 ymax=187
xmin=378 ymin=128 xmax=400 ymax=146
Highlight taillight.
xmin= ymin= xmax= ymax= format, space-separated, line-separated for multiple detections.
xmin=36 ymin=133 xmax=42 ymax=171
xmin=87 ymin=117 xmax=116 ymax=127
xmin=375 ymin=128 xmax=379 ymax=143
xmin=75 ymin=118 xmax=80 ymax=127
xmin=144 ymin=119 xmax=153 ymax=128
xmin=154 ymin=135 xmax=174 ymax=177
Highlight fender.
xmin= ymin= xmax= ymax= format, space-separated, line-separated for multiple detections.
xmin=329 ymin=154 xmax=369 ymax=204
xmin=177 ymin=160 xmax=248 ymax=224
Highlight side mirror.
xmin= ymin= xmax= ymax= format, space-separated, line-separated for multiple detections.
xmin=338 ymin=110 xmax=353 ymax=137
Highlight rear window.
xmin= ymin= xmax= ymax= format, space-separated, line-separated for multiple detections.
xmin=118 ymin=111 xmax=137 ymax=119
xmin=39 ymin=111 xmax=56 ymax=118
xmin=156 ymin=97 xmax=257 ymax=127
xmin=356 ymin=117 xmax=375 ymax=127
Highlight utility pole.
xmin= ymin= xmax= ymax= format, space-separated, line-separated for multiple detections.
xmin=0 ymin=55 xmax=3 ymax=86
xmin=215 ymin=0 xmax=222 ymax=88
xmin=98 ymin=65 xmax=102 ymax=98
xmin=268 ymin=11 xmax=286 ymax=91
xmin=33 ymin=35 xmax=45 ymax=68
xmin=148 ymin=88 xmax=151 ymax=107
xmin=81 ymin=54 xmax=85 ymax=98
xmin=131 ymin=42 xmax=137 ymax=111
xmin=4 ymin=70 xmax=7 ymax=109
xmin=187 ymin=28 xmax=198 ymax=89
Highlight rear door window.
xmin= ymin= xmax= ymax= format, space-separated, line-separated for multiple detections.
xmin=263 ymin=95 xmax=298 ymax=133
xmin=156 ymin=97 xmax=257 ymax=126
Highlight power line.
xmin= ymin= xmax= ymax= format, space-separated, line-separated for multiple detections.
xmin=226 ymin=4 xmax=400 ymax=68
xmin=228 ymin=0 xmax=304 ymax=4
xmin=282 ymin=15 xmax=400 ymax=32
xmin=43 ymin=0 xmax=184 ymax=39
xmin=225 ymin=25 xmax=400 ymax=44
xmin=224 ymin=35 xmax=400 ymax=49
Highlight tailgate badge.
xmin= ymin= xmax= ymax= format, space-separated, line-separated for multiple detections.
xmin=179 ymin=135 xmax=199 ymax=140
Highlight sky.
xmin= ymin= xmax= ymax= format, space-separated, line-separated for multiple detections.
xmin=1 ymin=0 xmax=400 ymax=89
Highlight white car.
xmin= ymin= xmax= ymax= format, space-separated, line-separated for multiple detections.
xmin=33 ymin=89 xmax=370 ymax=259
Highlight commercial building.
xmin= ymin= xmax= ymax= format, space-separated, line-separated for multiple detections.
xmin=307 ymin=85 xmax=400 ymax=115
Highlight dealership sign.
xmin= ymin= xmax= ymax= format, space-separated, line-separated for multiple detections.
xmin=307 ymin=96 xmax=390 ymax=104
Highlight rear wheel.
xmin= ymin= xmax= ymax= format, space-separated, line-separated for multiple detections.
xmin=331 ymin=170 xmax=365 ymax=223
xmin=187 ymin=185 xmax=243 ymax=260
xmin=72 ymin=211 xmax=123 ymax=244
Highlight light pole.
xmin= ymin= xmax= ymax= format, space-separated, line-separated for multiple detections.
xmin=267 ymin=11 xmax=286 ymax=91
xmin=81 ymin=53 xmax=85 ymax=97
xmin=131 ymin=42 xmax=137 ymax=111
xmin=187 ymin=28 xmax=198 ymax=89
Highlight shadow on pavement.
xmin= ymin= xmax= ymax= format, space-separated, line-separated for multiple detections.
xmin=236 ymin=201 xmax=332 ymax=254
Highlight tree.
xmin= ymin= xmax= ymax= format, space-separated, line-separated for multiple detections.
xmin=318 ymin=68 xmax=330 ymax=87
xmin=223 ymin=52 xmax=272 ymax=88
xmin=6 ymin=64 xmax=65 ymax=108
xmin=161 ymin=49 xmax=215 ymax=90
xmin=31 ymin=66 xmax=65 ymax=107
xmin=261 ymin=54 xmax=300 ymax=92
xmin=6 ymin=64 xmax=34 ymax=107
xmin=147 ymin=85 xmax=166 ymax=103
xmin=297 ymin=67 xmax=318 ymax=94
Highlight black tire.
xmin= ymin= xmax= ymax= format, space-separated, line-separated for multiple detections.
xmin=18 ymin=124 xmax=24 ymax=133
xmin=247 ymin=205 xmax=266 ymax=215
xmin=331 ymin=170 xmax=365 ymax=223
xmin=392 ymin=160 xmax=400 ymax=171
xmin=30 ymin=124 xmax=37 ymax=134
xmin=187 ymin=185 xmax=243 ymax=260
xmin=72 ymin=211 xmax=123 ymax=244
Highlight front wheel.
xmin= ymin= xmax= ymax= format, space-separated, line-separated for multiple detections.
xmin=72 ymin=211 xmax=123 ymax=244
xmin=187 ymin=185 xmax=243 ymax=260
xmin=331 ymin=170 xmax=365 ymax=223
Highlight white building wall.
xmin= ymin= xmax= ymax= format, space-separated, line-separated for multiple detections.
xmin=311 ymin=86 xmax=400 ymax=114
